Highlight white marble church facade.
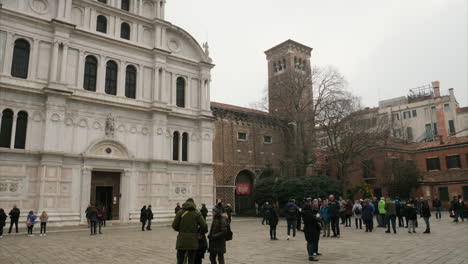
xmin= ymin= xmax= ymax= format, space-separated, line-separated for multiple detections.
xmin=0 ymin=0 xmax=215 ymax=225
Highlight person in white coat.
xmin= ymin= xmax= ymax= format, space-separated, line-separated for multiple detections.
xmin=353 ymin=200 xmax=363 ymax=229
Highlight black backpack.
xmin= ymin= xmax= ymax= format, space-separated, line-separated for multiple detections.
xmin=287 ymin=205 xmax=297 ymax=216
xmin=226 ymin=223 xmax=233 ymax=241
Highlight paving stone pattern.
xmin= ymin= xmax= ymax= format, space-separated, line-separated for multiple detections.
xmin=0 ymin=213 xmax=467 ymax=264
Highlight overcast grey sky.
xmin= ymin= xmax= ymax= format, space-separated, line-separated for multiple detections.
xmin=166 ymin=0 xmax=468 ymax=108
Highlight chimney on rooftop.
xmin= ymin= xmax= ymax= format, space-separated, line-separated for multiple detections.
xmin=432 ymin=81 xmax=440 ymax=97
xmin=448 ymin=88 xmax=454 ymax=97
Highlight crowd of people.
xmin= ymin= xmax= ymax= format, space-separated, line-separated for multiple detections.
xmin=0 ymin=205 xmax=49 ymax=238
xmin=0 ymin=194 xmax=465 ymax=263
xmin=172 ymin=198 xmax=232 ymax=264
xmin=260 ymin=194 xmax=466 ymax=261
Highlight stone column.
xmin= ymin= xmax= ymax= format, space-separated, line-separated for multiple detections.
xmin=37 ymin=165 xmax=47 ymax=213
xmin=48 ymin=41 xmax=59 ymax=83
xmin=59 ymin=43 xmax=69 ymax=83
xmin=115 ymin=17 xmax=121 ymax=39
xmin=187 ymin=77 xmax=192 ymax=109
xmin=64 ymin=0 xmax=73 ymax=21
xmin=206 ymin=80 xmax=211 ymax=110
xmin=154 ymin=0 xmax=160 ymax=19
xmin=171 ymin=73 xmax=176 ymax=105
xmin=76 ymin=50 xmax=85 ymax=89
xmin=9 ymin=113 xmax=17 ymax=149
xmin=97 ymin=55 xmax=106 ymax=93
xmin=152 ymin=66 xmax=159 ymax=101
xmin=29 ymin=39 xmax=39 ymax=80
xmin=118 ymin=61 xmax=126 ymax=97
xmin=160 ymin=68 xmax=166 ymax=103
xmin=121 ymin=169 xmax=135 ymax=222
xmin=2 ymin=32 xmax=14 ymax=75
xmin=56 ymin=0 xmax=65 ymax=19
xmin=90 ymin=9 xmax=97 ymax=31
xmin=137 ymin=64 xmax=144 ymax=100
xmin=80 ymin=167 xmax=92 ymax=223
xmin=200 ymin=79 xmax=206 ymax=111
xmin=138 ymin=0 xmax=143 ymax=16
xmin=161 ymin=0 xmax=166 ymax=19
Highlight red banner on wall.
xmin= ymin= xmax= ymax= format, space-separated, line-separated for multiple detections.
xmin=236 ymin=183 xmax=251 ymax=195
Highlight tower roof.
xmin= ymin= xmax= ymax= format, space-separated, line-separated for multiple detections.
xmin=264 ymin=39 xmax=313 ymax=56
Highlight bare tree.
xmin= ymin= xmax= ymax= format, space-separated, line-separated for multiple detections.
xmin=315 ymin=92 xmax=390 ymax=190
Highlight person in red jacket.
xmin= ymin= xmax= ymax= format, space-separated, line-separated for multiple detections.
xmin=344 ymin=200 xmax=353 ymax=227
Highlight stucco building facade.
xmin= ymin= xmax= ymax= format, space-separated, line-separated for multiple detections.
xmin=0 ymin=0 xmax=214 ymax=225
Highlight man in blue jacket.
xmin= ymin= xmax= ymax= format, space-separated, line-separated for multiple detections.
xmin=328 ymin=195 xmax=341 ymax=238
xmin=285 ymin=199 xmax=299 ymax=240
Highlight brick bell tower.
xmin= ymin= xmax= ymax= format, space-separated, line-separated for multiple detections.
xmin=264 ymin=39 xmax=313 ymax=116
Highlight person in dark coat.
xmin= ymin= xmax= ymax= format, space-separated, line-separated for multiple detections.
xmin=344 ymin=200 xmax=353 ymax=227
xmin=268 ymin=204 xmax=279 ymax=240
xmin=0 ymin=208 xmax=7 ymax=238
xmin=172 ymin=198 xmax=208 ymax=264
xmin=285 ymin=199 xmax=299 ymax=240
xmin=85 ymin=204 xmax=91 ymax=228
xmin=208 ymin=207 xmax=228 ymax=264
xmin=421 ymin=198 xmax=431 ymax=233
xmin=8 ymin=205 xmax=20 ymax=234
xmin=175 ymin=203 xmax=182 ymax=215
xmin=328 ymin=195 xmax=340 ymax=237
xmin=97 ymin=206 xmax=104 ymax=234
xmin=88 ymin=206 xmax=98 ymax=235
xmin=140 ymin=205 xmax=147 ymax=231
xmin=146 ymin=205 xmax=154 ymax=231
xmin=361 ymin=200 xmax=374 ymax=232
xmin=303 ymin=201 xmax=321 ymax=261
xmin=200 ymin=204 xmax=208 ymax=220
xmin=432 ymin=197 xmax=442 ymax=220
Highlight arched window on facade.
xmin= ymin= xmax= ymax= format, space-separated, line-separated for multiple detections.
xmin=84 ymin=55 xmax=97 ymax=91
xmin=125 ymin=65 xmax=136 ymax=99
xmin=182 ymin=132 xmax=188 ymax=161
xmin=96 ymin=15 xmax=107 ymax=33
xmin=105 ymin=60 xmax=118 ymax=95
xmin=14 ymin=111 xmax=28 ymax=149
xmin=11 ymin=39 xmax=30 ymax=79
xmin=176 ymin=77 xmax=185 ymax=108
xmin=121 ymin=0 xmax=130 ymax=11
xmin=98 ymin=0 xmax=107 ymax=4
xmin=283 ymin=58 xmax=286 ymax=69
xmin=120 ymin=22 xmax=131 ymax=40
xmin=0 ymin=109 xmax=14 ymax=148
xmin=273 ymin=62 xmax=277 ymax=72
xmin=172 ymin=131 xmax=180 ymax=161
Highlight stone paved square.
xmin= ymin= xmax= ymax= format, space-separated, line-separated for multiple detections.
xmin=1 ymin=213 xmax=467 ymax=264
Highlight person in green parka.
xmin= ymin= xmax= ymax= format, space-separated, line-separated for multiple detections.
xmin=172 ymin=198 xmax=208 ymax=264
xmin=378 ymin=197 xmax=387 ymax=228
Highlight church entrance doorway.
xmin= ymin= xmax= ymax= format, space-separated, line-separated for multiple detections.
xmin=235 ymin=170 xmax=255 ymax=216
xmin=91 ymin=171 xmax=121 ymax=220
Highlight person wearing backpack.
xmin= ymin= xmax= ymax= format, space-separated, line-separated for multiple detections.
xmin=172 ymin=198 xmax=208 ymax=264
xmin=353 ymin=200 xmax=362 ymax=229
xmin=89 ymin=206 xmax=98 ymax=235
xmin=26 ymin=211 xmax=37 ymax=237
xmin=208 ymin=207 xmax=228 ymax=264
xmin=285 ymin=199 xmax=299 ymax=240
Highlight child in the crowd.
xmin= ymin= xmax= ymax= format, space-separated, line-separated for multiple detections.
xmin=26 ymin=211 xmax=37 ymax=237
xmin=40 ymin=211 xmax=48 ymax=236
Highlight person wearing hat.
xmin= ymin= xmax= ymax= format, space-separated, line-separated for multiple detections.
xmin=172 ymin=198 xmax=208 ymax=264
xmin=208 ymin=207 xmax=228 ymax=264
